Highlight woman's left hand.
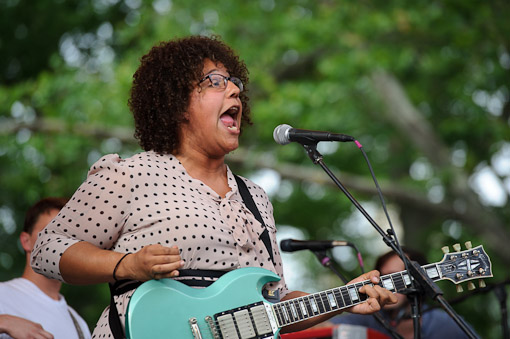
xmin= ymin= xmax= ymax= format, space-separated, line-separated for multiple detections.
xmin=347 ymin=270 xmax=397 ymax=314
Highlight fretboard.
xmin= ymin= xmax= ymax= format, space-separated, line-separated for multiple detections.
xmin=272 ymin=263 xmax=439 ymax=327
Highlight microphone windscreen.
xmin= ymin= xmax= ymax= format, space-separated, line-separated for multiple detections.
xmin=273 ymin=124 xmax=292 ymax=145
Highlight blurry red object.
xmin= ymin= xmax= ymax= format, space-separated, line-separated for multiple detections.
xmin=280 ymin=324 xmax=390 ymax=339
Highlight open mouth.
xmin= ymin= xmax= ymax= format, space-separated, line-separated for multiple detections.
xmin=220 ymin=106 xmax=240 ymax=132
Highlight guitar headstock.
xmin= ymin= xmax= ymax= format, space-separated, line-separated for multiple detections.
xmin=437 ymin=241 xmax=492 ymax=292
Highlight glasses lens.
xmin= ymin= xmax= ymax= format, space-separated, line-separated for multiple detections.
xmin=202 ymin=74 xmax=243 ymax=92
xmin=230 ymin=77 xmax=243 ymax=92
xmin=208 ymin=74 xmax=224 ymax=89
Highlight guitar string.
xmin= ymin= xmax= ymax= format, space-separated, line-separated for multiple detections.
xmin=206 ymin=272 xmax=410 ymax=334
xmin=236 ymin=258 xmax=481 ymax=332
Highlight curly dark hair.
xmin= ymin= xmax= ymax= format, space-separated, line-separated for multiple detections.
xmin=128 ymin=35 xmax=251 ymax=154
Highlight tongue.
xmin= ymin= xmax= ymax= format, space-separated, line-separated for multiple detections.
xmin=220 ymin=114 xmax=235 ymax=127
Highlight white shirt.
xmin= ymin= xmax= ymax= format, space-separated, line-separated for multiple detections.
xmin=0 ymin=278 xmax=91 ymax=339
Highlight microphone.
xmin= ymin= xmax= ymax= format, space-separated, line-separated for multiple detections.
xmin=280 ymin=238 xmax=352 ymax=252
xmin=273 ymin=124 xmax=355 ymax=145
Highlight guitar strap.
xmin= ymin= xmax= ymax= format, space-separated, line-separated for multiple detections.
xmin=233 ymin=174 xmax=275 ymax=265
xmin=108 ymin=174 xmax=274 ymax=339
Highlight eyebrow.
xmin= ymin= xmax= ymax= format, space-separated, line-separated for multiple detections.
xmin=205 ymin=68 xmax=229 ymax=76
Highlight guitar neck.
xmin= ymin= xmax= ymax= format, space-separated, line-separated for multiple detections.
xmin=272 ymin=263 xmax=438 ymax=328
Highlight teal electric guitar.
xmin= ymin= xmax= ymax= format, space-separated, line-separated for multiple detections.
xmin=125 ymin=243 xmax=491 ymax=339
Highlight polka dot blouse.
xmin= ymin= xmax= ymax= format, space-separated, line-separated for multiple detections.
xmin=31 ymin=151 xmax=288 ymax=338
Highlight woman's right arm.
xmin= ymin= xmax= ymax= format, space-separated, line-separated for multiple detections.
xmin=31 ymin=154 xmax=183 ymax=284
xmin=59 ymin=241 xmax=183 ymax=284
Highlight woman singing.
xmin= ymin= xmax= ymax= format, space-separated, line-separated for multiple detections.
xmin=31 ymin=35 xmax=395 ymax=338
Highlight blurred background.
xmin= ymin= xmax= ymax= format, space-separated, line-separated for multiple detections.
xmin=1 ymin=0 xmax=509 ymax=337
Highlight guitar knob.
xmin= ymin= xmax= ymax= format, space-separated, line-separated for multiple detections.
xmin=467 ymin=282 xmax=476 ymax=290
xmin=453 ymin=243 xmax=461 ymax=252
xmin=479 ymin=279 xmax=486 ymax=288
xmin=456 ymin=285 xmax=464 ymax=293
xmin=465 ymin=241 xmax=472 ymax=249
xmin=441 ymin=246 xmax=450 ymax=254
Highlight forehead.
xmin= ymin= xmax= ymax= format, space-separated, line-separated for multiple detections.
xmin=203 ymin=59 xmax=228 ymax=75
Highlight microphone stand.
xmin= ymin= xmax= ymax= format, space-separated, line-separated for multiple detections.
xmin=312 ymin=250 xmax=403 ymax=339
xmin=300 ymin=142 xmax=478 ymax=339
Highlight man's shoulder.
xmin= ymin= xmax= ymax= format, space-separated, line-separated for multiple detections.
xmin=0 ymin=278 xmax=23 ymax=290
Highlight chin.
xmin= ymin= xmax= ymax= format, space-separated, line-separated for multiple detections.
xmin=226 ymin=144 xmax=239 ymax=154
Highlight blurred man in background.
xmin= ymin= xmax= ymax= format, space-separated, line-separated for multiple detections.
xmin=0 ymin=197 xmax=91 ymax=339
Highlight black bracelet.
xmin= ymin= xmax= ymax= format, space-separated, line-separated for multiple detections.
xmin=113 ymin=253 xmax=131 ymax=282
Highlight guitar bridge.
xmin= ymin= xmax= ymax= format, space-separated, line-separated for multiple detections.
xmin=189 ymin=317 xmax=203 ymax=339
xmin=205 ymin=316 xmax=221 ymax=339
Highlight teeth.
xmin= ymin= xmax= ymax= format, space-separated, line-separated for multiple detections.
xmin=227 ymin=126 xmax=238 ymax=131
xmin=226 ymin=106 xmax=239 ymax=115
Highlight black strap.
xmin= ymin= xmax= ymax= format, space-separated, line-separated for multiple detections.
xmin=234 ymin=174 xmax=275 ymax=265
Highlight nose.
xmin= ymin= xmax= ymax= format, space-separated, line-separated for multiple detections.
xmin=225 ymin=79 xmax=240 ymax=98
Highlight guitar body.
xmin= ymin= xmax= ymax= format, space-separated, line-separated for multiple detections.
xmin=126 ymin=267 xmax=281 ymax=339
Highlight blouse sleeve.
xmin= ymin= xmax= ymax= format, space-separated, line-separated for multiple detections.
xmin=31 ymin=154 xmax=133 ymax=282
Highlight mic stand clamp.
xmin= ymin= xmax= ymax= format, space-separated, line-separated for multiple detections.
xmin=303 ymin=142 xmax=323 ymax=164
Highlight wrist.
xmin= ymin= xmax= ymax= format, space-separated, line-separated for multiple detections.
xmin=113 ymin=253 xmax=132 ymax=281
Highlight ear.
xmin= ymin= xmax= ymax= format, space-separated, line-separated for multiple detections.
xmin=19 ymin=231 xmax=32 ymax=252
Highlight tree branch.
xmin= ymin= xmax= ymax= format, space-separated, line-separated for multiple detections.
xmin=371 ymin=70 xmax=510 ymax=262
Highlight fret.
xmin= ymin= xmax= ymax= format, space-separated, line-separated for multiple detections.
xmin=309 ymin=295 xmax=319 ymax=314
xmin=391 ymin=273 xmax=406 ymax=292
xmin=326 ymin=291 xmax=338 ymax=309
xmin=292 ymin=299 xmax=303 ymax=319
xmin=281 ymin=303 xmax=290 ymax=323
xmin=286 ymin=302 xmax=297 ymax=322
xmin=340 ymin=286 xmax=352 ymax=306
xmin=356 ymin=283 xmax=368 ymax=302
xmin=333 ymin=288 xmax=346 ymax=309
xmin=298 ymin=299 xmax=308 ymax=317
xmin=320 ymin=292 xmax=332 ymax=312
xmin=402 ymin=272 xmax=412 ymax=286
xmin=381 ymin=276 xmax=395 ymax=291
xmin=425 ymin=264 xmax=440 ymax=280
xmin=274 ymin=304 xmax=285 ymax=326
xmin=389 ymin=273 xmax=397 ymax=291
xmin=304 ymin=295 xmax=314 ymax=316
xmin=347 ymin=286 xmax=359 ymax=303
xmin=314 ymin=294 xmax=326 ymax=313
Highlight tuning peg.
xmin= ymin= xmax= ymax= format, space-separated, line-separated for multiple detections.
xmin=441 ymin=246 xmax=450 ymax=254
xmin=456 ymin=285 xmax=464 ymax=293
xmin=453 ymin=243 xmax=461 ymax=252
xmin=479 ymin=279 xmax=486 ymax=288
xmin=465 ymin=241 xmax=472 ymax=249
xmin=467 ymin=282 xmax=476 ymax=290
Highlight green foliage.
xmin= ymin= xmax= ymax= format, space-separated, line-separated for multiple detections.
xmin=1 ymin=0 xmax=509 ymax=336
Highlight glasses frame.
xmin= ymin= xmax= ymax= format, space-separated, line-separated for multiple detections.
xmin=199 ymin=73 xmax=244 ymax=92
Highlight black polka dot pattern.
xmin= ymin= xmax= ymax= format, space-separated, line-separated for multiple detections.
xmin=30 ymin=151 xmax=288 ymax=338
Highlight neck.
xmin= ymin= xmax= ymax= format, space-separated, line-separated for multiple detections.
xmin=174 ymin=152 xmax=227 ymax=177
xmin=22 ymin=256 xmax=61 ymax=300
xmin=174 ymin=149 xmax=231 ymax=198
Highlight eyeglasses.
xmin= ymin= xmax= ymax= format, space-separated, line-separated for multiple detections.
xmin=199 ymin=73 xmax=244 ymax=92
